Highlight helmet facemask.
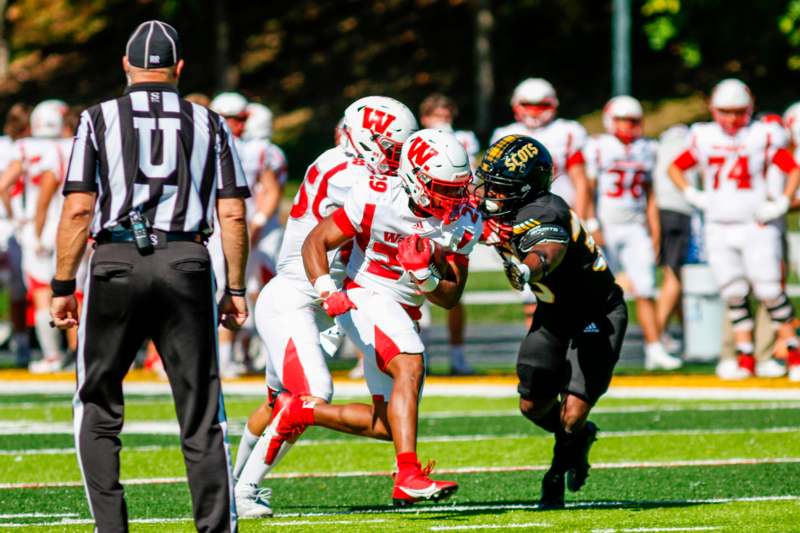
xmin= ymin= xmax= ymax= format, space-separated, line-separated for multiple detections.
xmin=412 ymin=169 xmax=470 ymax=224
xmin=513 ymin=101 xmax=556 ymax=129
xmin=612 ymin=117 xmax=642 ymax=144
xmin=473 ymin=170 xmax=532 ymax=220
xmin=712 ymin=107 xmax=750 ymax=136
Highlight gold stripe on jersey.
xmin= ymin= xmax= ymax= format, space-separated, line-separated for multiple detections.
xmin=513 ymin=218 xmax=540 ymax=234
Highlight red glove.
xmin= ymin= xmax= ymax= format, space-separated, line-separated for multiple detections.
xmin=481 ymin=219 xmax=513 ymax=245
xmin=397 ymin=234 xmax=433 ymax=281
xmin=321 ymin=291 xmax=357 ymax=317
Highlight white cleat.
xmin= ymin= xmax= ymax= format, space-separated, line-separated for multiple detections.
xmin=789 ymin=364 xmax=800 ymax=382
xmin=644 ymin=343 xmax=682 ymax=371
xmin=716 ymin=359 xmax=751 ymax=381
xmin=28 ymin=355 xmax=64 ymax=374
xmin=660 ymin=333 xmax=681 ymax=354
xmin=235 ymin=483 xmax=273 ymax=518
xmin=755 ymin=359 xmax=786 ymax=378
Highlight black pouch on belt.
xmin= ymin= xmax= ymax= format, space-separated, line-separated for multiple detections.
xmin=128 ymin=209 xmax=154 ymax=255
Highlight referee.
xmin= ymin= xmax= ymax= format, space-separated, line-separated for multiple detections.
xmin=50 ymin=21 xmax=248 ymax=533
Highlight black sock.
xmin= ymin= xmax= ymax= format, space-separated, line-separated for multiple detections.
xmin=531 ymin=402 xmax=562 ymax=434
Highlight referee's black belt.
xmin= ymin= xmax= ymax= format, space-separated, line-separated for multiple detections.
xmin=94 ymin=229 xmax=205 ymax=246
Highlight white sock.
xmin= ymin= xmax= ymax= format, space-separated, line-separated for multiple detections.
xmin=34 ymin=310 xmax=61 ymax=359
xmin=219 ymin=340 xmax=233 ymax=368
xmin=233 ymin=426 xmax=260 ymax=481
xmin=735 ymin=342 xmax=754 ymax=354
xmin=236 ymin=435 xmax=293 ymax=489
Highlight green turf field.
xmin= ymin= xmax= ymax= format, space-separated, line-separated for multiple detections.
xmin=1 ymin=393 xmax=799 ymax=531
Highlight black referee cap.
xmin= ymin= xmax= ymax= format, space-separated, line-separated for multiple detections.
xmin=126 ymin=20 xmax=181 ymax=69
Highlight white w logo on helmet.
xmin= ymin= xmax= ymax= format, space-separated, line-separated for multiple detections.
xmin=362 ymin=107 xmax=396 ymax=135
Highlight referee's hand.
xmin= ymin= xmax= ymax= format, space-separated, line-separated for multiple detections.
xmin=218 ymin=293 xmax=248 ymax=331
xmin=50 ymin=295 xmax=79 ymax=330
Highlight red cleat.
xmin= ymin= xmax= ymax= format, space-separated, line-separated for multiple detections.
xmin=737 ymin=352 xmax=755 ymax=375
xmin=392 ymin=460 xmax=459 ymax=507
xmin=264 ymin=395 xmax=313 ymax=465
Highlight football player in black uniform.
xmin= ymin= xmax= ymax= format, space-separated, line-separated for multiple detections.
xmin=474 ymin=135 xmax=628 ymax=508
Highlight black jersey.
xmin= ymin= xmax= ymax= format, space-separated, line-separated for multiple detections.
xmin=500 ymin=193 xmax=622 ymax=332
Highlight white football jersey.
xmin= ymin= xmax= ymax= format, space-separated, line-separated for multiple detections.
xmin=454 ymin=130 xmax=480 ymax=169
xmin=490 ymin=118 xmax=587 ymax=207
xmin=277 ymin=146 xmax=371 ymax=292
xmin=335 ymin=174 xmax=482 ymax=309
xmin=240 ymin=138 xmax=289 ymax=230
xmin=674 ymin=121 xmax=796 ymax=223
xmin=0 ymin=136 xmax=17 ymax=220
xmin=13 ymin=137 xmax=64 ymax=248
xmin=585 ymin=134 xmax=658 ymax=225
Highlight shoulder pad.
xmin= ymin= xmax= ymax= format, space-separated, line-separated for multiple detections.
xmin=517 ymin=223 xmax=569 ymax=253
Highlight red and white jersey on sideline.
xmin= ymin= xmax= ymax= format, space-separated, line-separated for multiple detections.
xmin=672 ymin=121 xmax=798 ymax=223
xmin=13 ymin=137 xmax=64 ymax=248
xmin=277 ymin=146 xmax=371 ymax=292
xmin=490 ymin=118 xmax=587 ymax=207
xmin=0 ymin=136 xmax=16 ymax=221
xmin=584 ymin=134 xmax=658 ymax=225
xmin=332 ymin=174 xmax=482 ymax=310
xmin=454 ymin=130 xmax=480 ymax=169
xmin=240 ymin=138 xmax=288 ymax=227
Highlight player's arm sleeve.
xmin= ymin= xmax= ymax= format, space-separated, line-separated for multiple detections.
xmin=672 ymin=127 xmax=699 ymax=170
xmin=214 ymin=116 xmax=250 ymax=199
xmin=512 ymin=205 xmax=570 ymax=254
xmin=773 ymin=148 xmax=800 ymax=173
xmin=331 ymin=182 xmax=368 ymax=238
xmin=566 ymin=123 xmax=588 ymax=169
xmin=63 ymin=110 xmax=100 ymax=194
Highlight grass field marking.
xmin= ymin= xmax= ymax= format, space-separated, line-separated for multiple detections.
xmin=4 ymin=456 xmax=800 ymax=490
xmin=0 ymin=513 xmax=79 ymax=518
xmin=0 ymin=517 xmax=389 ymax=529
xmin=429 ymin=523 xmax=551 ymax=531
xmin=2 ymin=426 xmax=798 ymax=453
xmin=592 ymin=526 xmax=722 ymax=533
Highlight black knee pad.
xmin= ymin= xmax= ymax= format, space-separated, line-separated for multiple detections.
xmin=766 ymin=293 xmax=794 ymax=325
xmin=726 ymin=297 xmax=753 ymax=331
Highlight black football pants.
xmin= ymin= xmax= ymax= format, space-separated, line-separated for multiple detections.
xmin=73 ymin=241 xmax=237 ymax=533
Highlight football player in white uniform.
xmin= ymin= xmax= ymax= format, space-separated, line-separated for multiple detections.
xmin=418 ymin=93 xmax=479 ymax=374
xmin=232 ymin=97 xmax=418 ymax=516
xmin=209 ymin=92 xmax=267 ymax=376
xmin=0 ymin=100 xmax=68 ymax=373
xmin=585 ymin=96 xmax=681 ymax=370
xmin=491 ymin=78 xmax=592 ymax=324
xmin=783 ymin=102 xmax=800 ymax=160
xmin=0 ymin=104 xmax=31 ymax=367
xmin=491 ymin=78 xmax=590 ymax=219
xmin=264 ymin=128 xmax=482 ymax=506
xmin=669 ymin=79 xmax=800 ymax=380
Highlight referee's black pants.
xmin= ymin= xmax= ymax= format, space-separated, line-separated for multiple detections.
xmin=73 ymin=241 xmax=237 ymax=533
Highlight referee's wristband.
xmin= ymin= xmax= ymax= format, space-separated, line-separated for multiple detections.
xmin=51 ymin=278 xmax=76 ymax=297
xmin=225 ymin=286 xmax=247 ymax=297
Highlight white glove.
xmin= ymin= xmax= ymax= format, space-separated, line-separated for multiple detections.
xmin=683 ymin=186 xmax=707 ymax=210
xmin=754 ymin=195 xmax=790 ymax=223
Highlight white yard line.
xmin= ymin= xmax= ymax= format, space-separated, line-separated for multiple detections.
xmin=0 ymin=513 xmax=79 ymax=518
xmin=1 ymin=426 xmax=798 ymax=455
xmin=430 ymin=523 xmax=551 ymax=531
xmin=3 ymin=456 xmax=800 ymax=490
xmin=1 ymin=496 xmax=797 ymax=528
xmin=592 ymin=528 xmax=720 ymax=532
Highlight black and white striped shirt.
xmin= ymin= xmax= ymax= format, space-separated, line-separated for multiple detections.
xmin=64 ymin=82 xmax=249 ymax=235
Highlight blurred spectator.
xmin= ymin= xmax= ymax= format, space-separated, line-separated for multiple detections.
xmin=419 ymin=93 xmax=477 ymax=374
xmin=653 ymin=124 xmax=693 ymax=353
xmin=0 ymin=104 xmax=31 ymax=368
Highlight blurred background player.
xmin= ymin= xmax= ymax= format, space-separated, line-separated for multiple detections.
xmin=669 ymin=78 xmax=800 ymax=380
xmin=241 ymin=101 xmax=288 ymax=371
xmin=418 ymin=93 xmax=480 ymax=374
xmin=0 ymin=104 xmax=30 ymax=368
xmin=233 ymin=97 xmax=418 ymax=515
xmin=491 ymin=78 xmax=591 ymax=325
xmin=653 ymin=124 xmax=694 ymax=354
xmin=585 ymin=96 xmax=680 ymax=370
xmin=209 ymin=91 xmax=252 ymax=377
xmin=0 ymin=100 xmax=67 ymax=373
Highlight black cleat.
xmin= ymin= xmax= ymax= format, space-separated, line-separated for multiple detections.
xmin=566 ymin=421 xmax=598 ymax=492
xmin=538 ymin=467 xmax=565 ymax=509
